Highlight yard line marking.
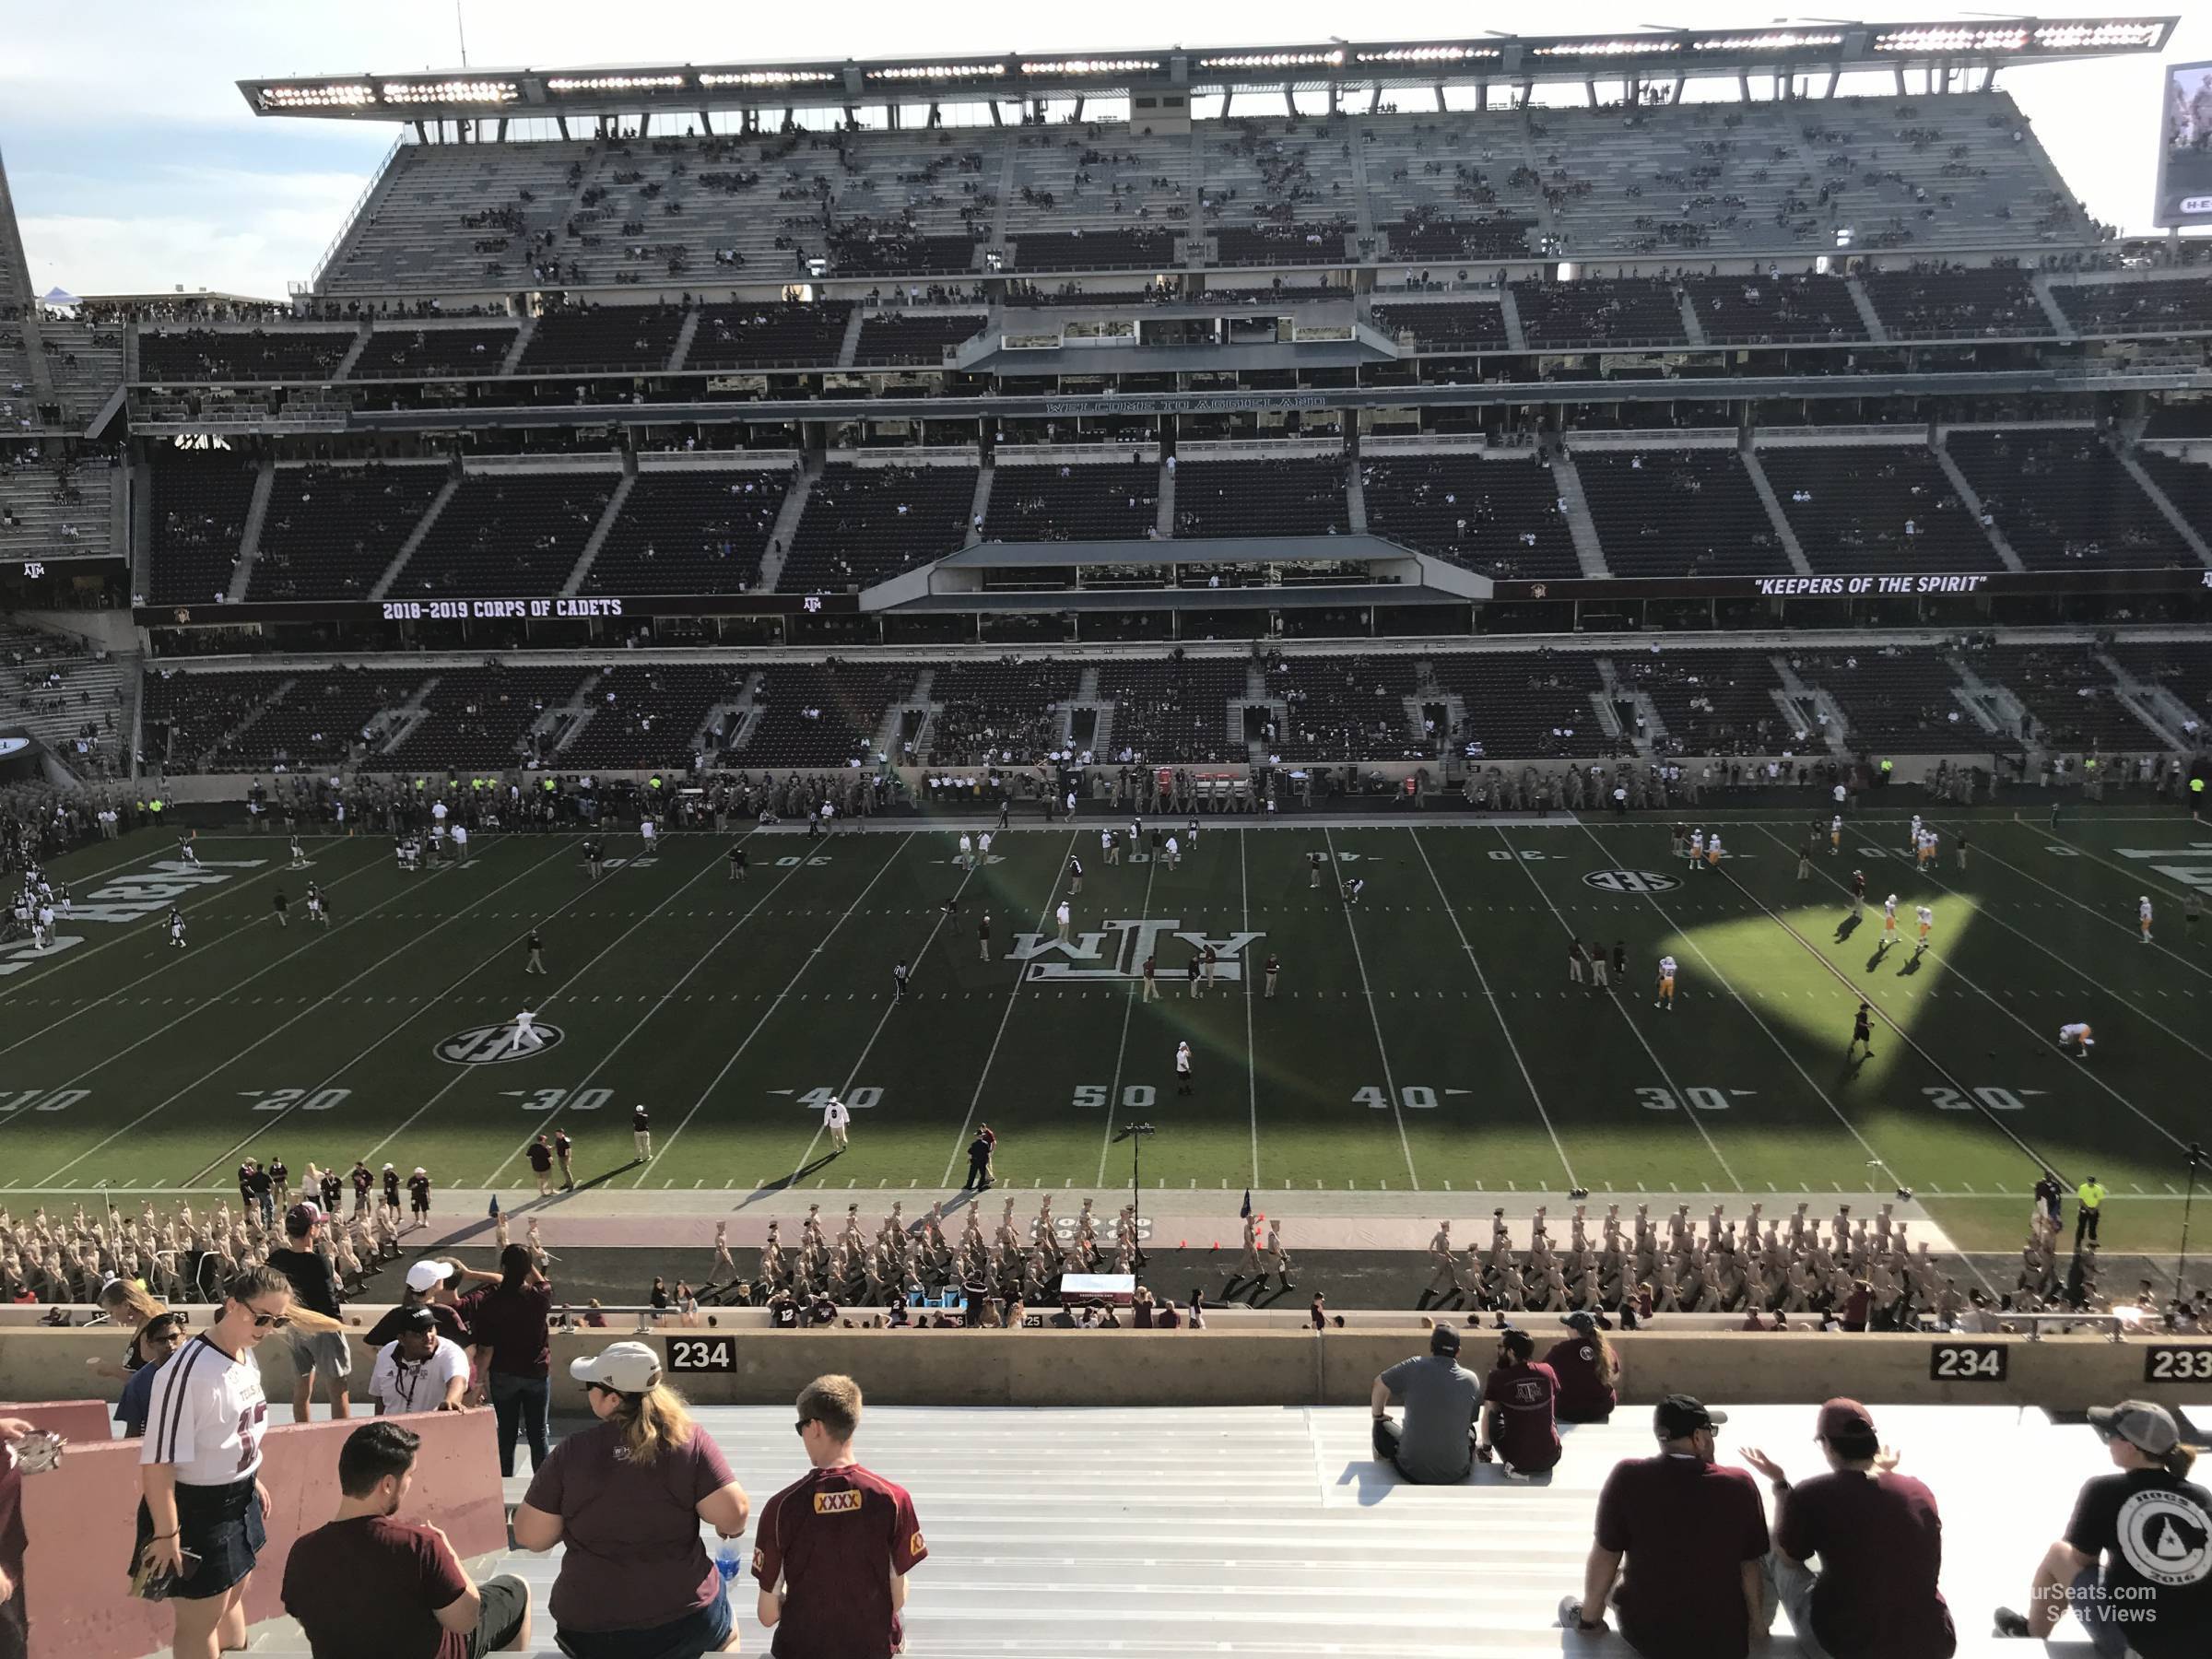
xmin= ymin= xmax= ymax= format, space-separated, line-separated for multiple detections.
xmin=1569 ymin=820 xmax=1915 ymax=1194
xmin=0 ymin=837 xmax=531 ymax=1134
xmin=494 ymin=836 xmax=910 ymax=1187
xmin=1406 ymin=828 xmax=1577 ymax=1192
xmin=0 ymin=835 xmax=389 ymax=1018
xmin=1322 ymin=829 xmax=1418 ymax=1188
xmin=33 ymin=838 xmax=579 ymax=1185
xmin=1983 ymin=824 xmax=2212 ymax=987
xmin=940 ymin=830 xmax=1084 ymax=1187
xmin=1241 ymin=830 xmax=1261 ymax=1191
xmin=1095 ymin=843 xmax=1165 ymax=1186
xmin=784 ymin=840 xmax=969 ymax=1182
xmin=334 ymin=837 xmax=774 ymax=1182
xmin=1739 ymin=823 xmax=2183 ymax=1163
xmin=1494 ymin=828 xmax=1739 ymax=1191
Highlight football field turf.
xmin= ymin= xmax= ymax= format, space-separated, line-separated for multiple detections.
xmin=5 ymin=807 xmax=2210 ymax=1255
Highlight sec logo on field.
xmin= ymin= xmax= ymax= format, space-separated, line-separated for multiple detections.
xmin=1583 ymin=869 xmax=1681 ymax=895
xmin=434 ymin=1023 xmax=568 ymax=1065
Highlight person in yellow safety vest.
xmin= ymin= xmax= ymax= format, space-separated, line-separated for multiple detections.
xmin=2073 ymin=1176 xmax=2106 ymax=1248
xmin=2193 ymin=774 xmax=2205 ymax=820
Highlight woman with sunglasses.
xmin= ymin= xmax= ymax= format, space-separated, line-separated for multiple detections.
xmin=132 ymin=1265 xmax=293 ymax=1659
xmin=511 ymin=1341 xmax=749 ymax=1659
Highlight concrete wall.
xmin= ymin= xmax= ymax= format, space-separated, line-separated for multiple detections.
xmin=16 ymin=1404 xmax=504 ymax=1659
xmin=6 ymin=1329 xmax=2206 ymax=1414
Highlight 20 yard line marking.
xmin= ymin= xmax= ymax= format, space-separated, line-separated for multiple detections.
xmin=1408 ymin=828 xmax=1577 ymax=1192
xmin=32 ymin=838 xmax=581 ymax=1185
xmin=1322 ymin=829 xmax=1418 ymax=1188
xmin=941 ymin=830 xmax=1085 ymax=1187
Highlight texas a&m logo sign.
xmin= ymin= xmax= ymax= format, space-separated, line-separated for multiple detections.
xmin=1007 ymin=917 xmax=1265 ymax=982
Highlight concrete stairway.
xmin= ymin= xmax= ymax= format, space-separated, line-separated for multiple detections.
xmin=1932 ymin=444 xmax=2028 ymax=574
xmin=759 ymin=462 xmax=816 ymax=591
xmin=370 ymin=474 xmax=460 ymax=601
xmin=559 ymin=473 xmax=635 ymax=596
xmin=1676 ymin=288 xmax=1709 ymax=347
xmin=1739 ymin=450 xmax=1815 ymax=578
xmin=1157 ymin=460 xmax=1177 ymax=539
xmin=2115 ymin=447 xmax=2212 ymax=569
xmin=1841 ymin=274 xmax=1888 ymax=343
xmin=836 ymin=305 xmax=865 ymax=369
xmin=499 ymin=320 xmax=535 ymax=376
xmin=330 ymin=322 xmax=373 ymax=382
xmin=2029 ymin=271 xmax=2076 ymax=338
xmin=1498 ymin=287 xmax=1527 ymax=353
xmin=1546 ymin=453 xmax=1609 ymax=578
xmin=965 ymin=464 xmax=994 ymax=547
xmin=223 ymin=458 xmax=276 ymax=604
xmin=1345 ymin=452 xmax=1369 ymax=534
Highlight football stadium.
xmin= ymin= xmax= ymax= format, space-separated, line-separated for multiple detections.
xmin=3 ymin=14 xmax=2211 ymax=1659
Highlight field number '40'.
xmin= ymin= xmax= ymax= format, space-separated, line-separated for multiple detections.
xmin=1358 ymin=1086 xmax=1443 ymax=1110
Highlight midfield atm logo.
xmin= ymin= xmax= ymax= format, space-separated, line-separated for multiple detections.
xmin=1007 ymin=917 xmax=1265 ymax=982
xmin=73 ymin=857 xmax=269 ymax=923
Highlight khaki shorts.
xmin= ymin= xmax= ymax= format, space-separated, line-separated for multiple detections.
xmin=286 ymin=1327 xmax=353 ymax=1382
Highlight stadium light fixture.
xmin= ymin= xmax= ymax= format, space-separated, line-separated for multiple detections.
xmin=1018 ymin=58 xmax=1160 ymax=76
xmin=256 ymin=83 xmax=377 ymax=109
xmin=545 ymin=74 xmax=687 ymax=93
xmin=1533 ymin=40 xmax=1684 ymax=57
xmin=382 ymin=78 xmax=518 ymax=103
xmin=698 ymin=68 xmax=840 ymax=87
xmin=1355 ymin=46 xmax=1503 ymax=64
xmin=1693 ymin=33 xmax=1845 ymax=53
xmin=1196 ymin=50 xmax=1347 ymax=70
xmin=869 ymin=64 xmax=1004 ymax=81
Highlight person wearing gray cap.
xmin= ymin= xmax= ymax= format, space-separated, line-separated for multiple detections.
xmin=1559 ymin=1394 xmax=1767 ymax=1656
xmin=1994 ymin=1399 xmax=2209 ymax=1656
xmin=1370 ymin=1323 xmax=1482 ymax=1484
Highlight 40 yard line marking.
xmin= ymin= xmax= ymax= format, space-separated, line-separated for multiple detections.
xmin=32 ymin=838 xmax=580 ymax=1186
xmin=1322 ymin=828 xmax=1418 ymax=1188
xmin=941 ymin=829 xmax=1085 ymax=1187
xmin=1407 ymin=828 xmax=1577 ymax=1192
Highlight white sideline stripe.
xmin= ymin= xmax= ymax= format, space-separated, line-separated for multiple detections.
xmin=1322 ymin=829 xmax=1418 ymax=1189
xmin=941 ymin=830 xmax=1084 ymax=1187
xmin=1492 ymin=826 xmax=1742 ymax=1191
xmin=1406 ymin=828 xmax=1577 ymax=1192
xmin=36 ymin=839 xmax=576 ymax=1186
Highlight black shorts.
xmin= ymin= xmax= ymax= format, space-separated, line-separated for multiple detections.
xmin=131 ymin=1477 xmax=265 ymax=1599
xmin=469 ymin=1573 xmax=531 ymax=1659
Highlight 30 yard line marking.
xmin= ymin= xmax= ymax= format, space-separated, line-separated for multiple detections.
xmin=31 ymin=837 xmax=581 ymax=1185
xmin=941 ymin=830 xmax=1085 ymax=1187
xmin=1095 ymin=838 xmax=1164 ymax=1186
xmin=1406 ymin=827 xmax=1577 ymax=1192
xmin=1493 ymin=828 xmax=1740 ymax=1191
xmin=1322 ymin=829 xmax=1418 ymax=1188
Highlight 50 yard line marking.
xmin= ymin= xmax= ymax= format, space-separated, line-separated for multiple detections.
xmin=1094 ymin=838 xmax=1163 ymax=1186
xmin=1322 ymin=828 xmax=1418 ymax=1188
xmin=1407 ymin=828 xmax=1577 ymax=1192
xmin=31 ymin=837 xmax=580 ymax=1185
xmin=1493 ymin=827 xmax=1740 ymax=1191
xmin=940 ymin=830 xmax=1084 ymax=1187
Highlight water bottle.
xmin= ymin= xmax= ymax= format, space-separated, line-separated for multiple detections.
xmin=715 ymin=1542 xmax=741 ymax=1599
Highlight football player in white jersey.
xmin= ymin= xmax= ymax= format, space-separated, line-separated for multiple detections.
xmin=2139 ymin=896 xmax=2154 ymax=945
xmin=2057 ymin=1021 xmax=2094 ymax=1057
xmin=1654 ymin=954 xmax=1678 ymax=1011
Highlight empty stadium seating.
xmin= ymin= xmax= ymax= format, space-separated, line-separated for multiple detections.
xmin=1515 ymin=279 xmax=1686 ymax=348
xmin=384 ymin=664 xmax=592 ymax=771
xmin=852 ymin=312 xmax=987 ymax=367
xmin=1100 ymin=656 xmax=1249 ymax=764
xmin=1571 ymin=450 xmax=1793 ymax=578
xmin=139 ymin=667 xmax=291 ymax=771
xmin=1862 ymin=266 xmax=2046 ymax=337
xmin=137 ymin=328 xmax=354 ymax=382
xmin=928 ymin=658 xmax=1081 ymax=763
xmin=249 ymin=464 xmax=449 ymax=601
xmin=1945 ymin=431 xmax=2194 ymax=570
xmin=1213 ymin=224 xmax=1352 ymax=267
xmin=385 ymin=471 xmax=617 ymax=598
xmin=560 ymin=662 xmax=742 ymax=770
xmin=349 ymin=324 xmax=518 ymax=378
xmin=1428 ymin=652 xmax=1613 ymax=759
xmin=2128 ymin=449 xmax=2212 ymax=549
xmin=1269 ymin=654 xmax=1424 ymax=760
xmin=1171 ymin=456 xmax=1346 ymax=539
xmin=1368 ymin=301 xmax=1508 ymax=351
xmin=516 ymin=305 xmax=683 ymax=373
xmin=1622 ymin=648 xmax=1789 ymax=755
xmin=0 ymin=456 xmax=112 ymax=567
xmin=1757 ymin=445 xmax=2002 ymax=575
xmin=983 ymin=460 xmax=1159 ymax=542
xmin=1976 ymin=644 xmax=2161 ymax=749
xmin=1359 ymin=452 xmax=1581 ymax=581
xmin=36 ymin=319 xmax=125 ymax=421
xmin=2051 ymin=276 xmax=2212 ymax=334
xmin=1679 ymin=274 xmax=1867 ymax=343
xmin=2108 ymin=638 xmax=2212 ymax=725
xmin=782 ymin=461 xmax=976 ymax=591
xmin=736 ymin=661 xmax=910 ymax=767
xmin=1792 ymin=647 xmax=1975 ymax=753
xmin=1010 ymin=229 xmax=1178 ymax=272
xmin=147 ymin=456 xmax=257 ymax=605
xmin=246 ymin=665 xmax=422 ymax=771
xmin=687 ymin=300 xmax=852 ymax=370
xmin=582 ymin=466 xmax=794 ymax=595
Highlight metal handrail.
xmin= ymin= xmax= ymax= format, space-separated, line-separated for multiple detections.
xmin=306 ymin=130 xmax=408 ymax=297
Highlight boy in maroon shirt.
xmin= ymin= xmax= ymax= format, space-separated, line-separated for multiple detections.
xmin=1477 ymin=1328 xmax=1561 ymax=1477
xmin=754 ymin=1373 xmax=927 ymax=1659
xmin=1743 ymin=1399 xmax=1956 ymax=1659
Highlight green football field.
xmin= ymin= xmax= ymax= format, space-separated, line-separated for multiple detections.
xmin=5 ymin=806 xmax=2210 ymax=1254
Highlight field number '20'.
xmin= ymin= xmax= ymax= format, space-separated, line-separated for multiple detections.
xmin=1924 ymin=1086 xmax=2026 ymax=1112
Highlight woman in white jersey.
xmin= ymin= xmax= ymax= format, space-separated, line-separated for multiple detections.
xmin=134 ymin=1264 xmax=294 ymax=1657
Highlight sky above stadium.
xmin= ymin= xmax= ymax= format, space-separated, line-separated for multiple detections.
xmin=3 ymin=1 xmax=2206 ymax=300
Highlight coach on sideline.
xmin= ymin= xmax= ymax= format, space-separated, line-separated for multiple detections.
xmin=1371 ymin=1324 xmax=1482 ymax=1483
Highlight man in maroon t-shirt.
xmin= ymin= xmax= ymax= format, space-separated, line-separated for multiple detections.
xmin=1742 ymin=1399 xmax=1956 ymax=1659
xmin=1478 ymin=1328 xmax=1561 ymax=1477
xmin=1559 ymin=1394 xmax=1768 ymax=1659
xmin=282 ymin=1420 xmax=531 ymax=1659
xmin=755 ymin=1373 xmax=927 ymax=1659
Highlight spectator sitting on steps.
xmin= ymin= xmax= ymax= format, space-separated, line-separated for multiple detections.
xmin=1371 ymin=1323 xmax=1482 ymax=1483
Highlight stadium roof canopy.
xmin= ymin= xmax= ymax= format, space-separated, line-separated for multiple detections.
xmin=240 ymin=17 xmax=2174 ymax=124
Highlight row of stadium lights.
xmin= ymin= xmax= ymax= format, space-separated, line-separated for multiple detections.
xmin=251 ymin=21 xmax=2162 ymax=110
